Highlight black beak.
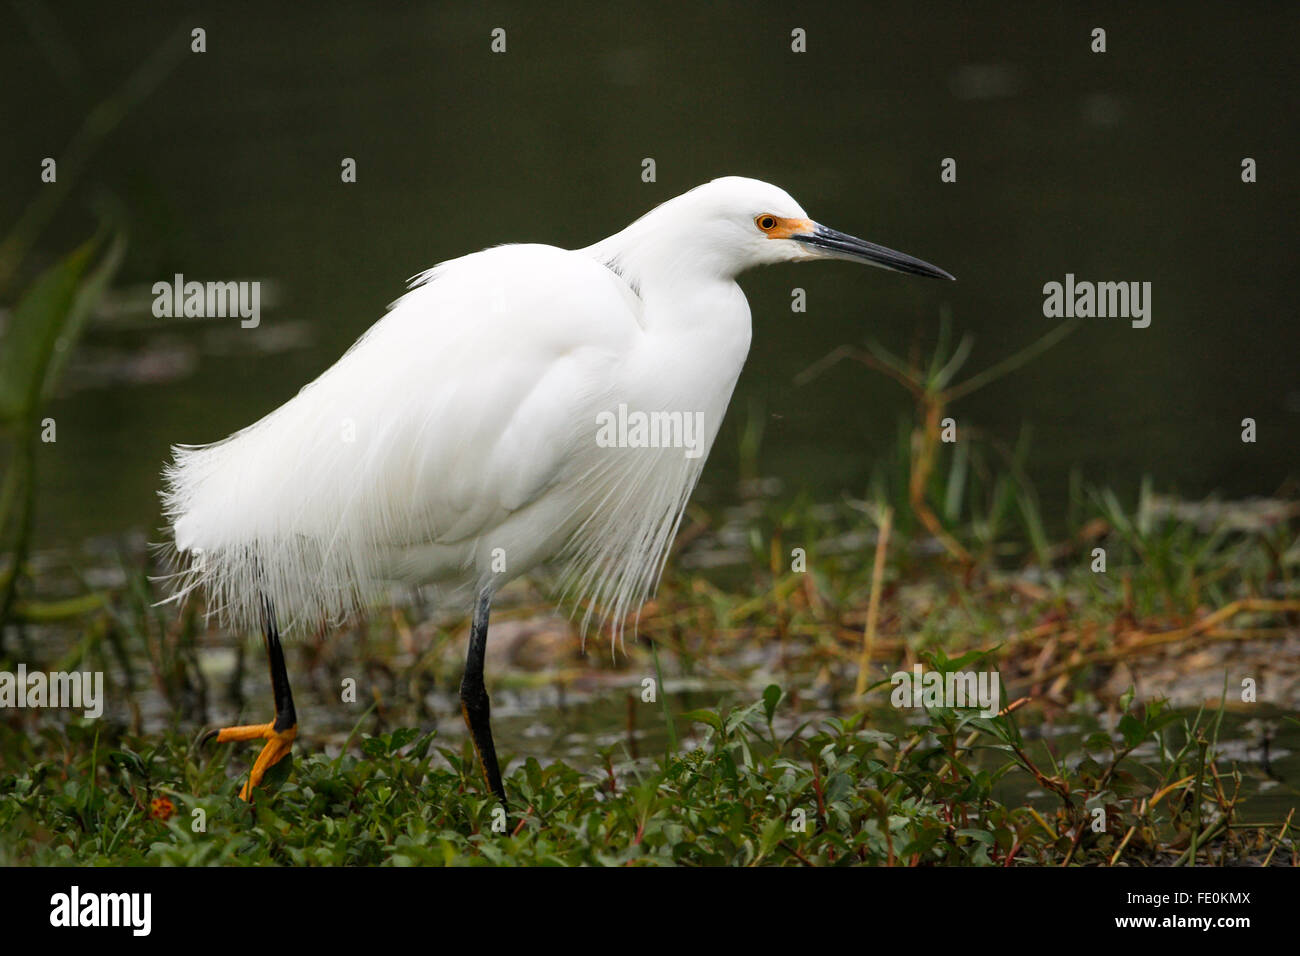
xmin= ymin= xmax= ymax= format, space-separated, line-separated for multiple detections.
xmin=794 ymin=223 xmax=955 ymax=280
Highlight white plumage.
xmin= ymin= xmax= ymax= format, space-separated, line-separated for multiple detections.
xmin=161 ymin=176 xmax=952 ymax=639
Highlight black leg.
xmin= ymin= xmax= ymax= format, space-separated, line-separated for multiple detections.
xmin=262 ymin=598 xmax=296 ymax=734
xmin=200 ymin=597 xmax=299 ymax=800
xmin=460 ymin=587 xmax=508 ymax=808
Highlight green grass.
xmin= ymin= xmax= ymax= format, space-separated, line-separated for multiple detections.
xmin=1 ymin=679 xmax=1292 ymax=866
xmin=2 ymin=431 xmax=1297 ymax=865
xmin=1 ymin=309 xmax=1296 ymax=865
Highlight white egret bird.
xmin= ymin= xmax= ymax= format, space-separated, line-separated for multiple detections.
xmin=162 ymin=176 xmax=952 ymax=805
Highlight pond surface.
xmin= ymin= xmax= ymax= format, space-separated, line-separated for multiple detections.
xmin=1 ymin=3 xmax=1294 ymax=545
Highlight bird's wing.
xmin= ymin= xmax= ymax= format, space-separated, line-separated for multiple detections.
xmin=161 ymin=244 xmax=641 ymax=631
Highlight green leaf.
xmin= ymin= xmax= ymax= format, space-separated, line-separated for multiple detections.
xmin=1118 ymin=713 xmax=1146 ymax=748
xmin=679 ymin=709 xmax=723 ymax=735
xmin=757 ymin=817 xmax=785 ymax=857
xmin=762 ymin=684 xmax=783 ymax=724
xmin=724 ymin=700 xmax=764 ymax=735
xmin=42 ymin=230 xmax=127 ymax=406
xmin=107 ymin=749 xmax=147 ymax=779
xmin=389 ymin=727 xmax=420 ymax=753
xmin=0 ymin=239 xmax=97 ymax=426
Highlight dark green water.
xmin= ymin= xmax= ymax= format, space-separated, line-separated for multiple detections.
xmin=2 ymin=2 xmax=1296 ymax=545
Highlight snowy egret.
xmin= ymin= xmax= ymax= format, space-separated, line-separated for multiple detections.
xmin=163 ymin=176 xmax=952 ymax=805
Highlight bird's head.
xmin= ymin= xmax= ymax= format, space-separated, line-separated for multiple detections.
xmin=630 ymin=176 xmax=954 ymax=282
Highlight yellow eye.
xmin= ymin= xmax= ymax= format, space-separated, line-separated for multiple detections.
xmin=756 ymin=215 xmax=778 ymax=232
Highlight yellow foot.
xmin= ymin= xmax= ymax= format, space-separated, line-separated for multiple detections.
xmin=202 ymin=721 xmax=297 ymax=800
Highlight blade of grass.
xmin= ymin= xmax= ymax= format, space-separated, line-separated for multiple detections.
xmin=855 ymin=506 xmax=892 ymax=698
